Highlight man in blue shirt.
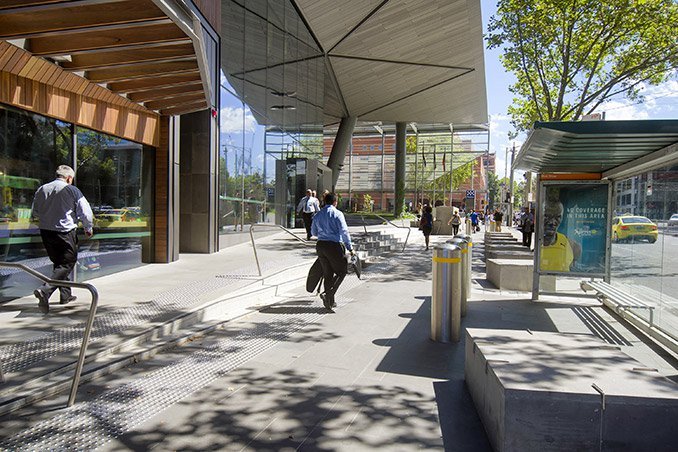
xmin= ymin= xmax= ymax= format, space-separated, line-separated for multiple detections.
xmin=311 ymin=192 xmax=353 ymax=311
xmin=469 ymin=209 xmax=479 ymax=232
xmin=31 ymin=165 xmax=94 ymax=314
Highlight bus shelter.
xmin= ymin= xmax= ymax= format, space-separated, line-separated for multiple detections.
xmin=513 ymin=120 xmax=678 ymax=348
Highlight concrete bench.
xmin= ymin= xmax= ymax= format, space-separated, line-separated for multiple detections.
xmin=581 ymin=280 xmax=655 ymax=327
xmin=485 ymin=243 xmax=529 ymax=253
xmin=486 ymin=258 xmax=554 ymax=291
xmin=485 ymin=250 xmax=533 ymax=260
xmin=465 ymin=328 xmax=678 ymax=452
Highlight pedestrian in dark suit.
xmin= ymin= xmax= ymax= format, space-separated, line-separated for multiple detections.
xmin=31 ymin=165 xmax=94 ymax=314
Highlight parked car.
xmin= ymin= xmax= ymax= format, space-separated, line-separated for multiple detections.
xmin=612 ymin=215 xmax=658 ymax=243
xmin=668 ymin=213 xmax=678 ymax=228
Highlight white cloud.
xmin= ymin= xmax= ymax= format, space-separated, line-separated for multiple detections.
xmin=220 ymin=106 xmax=257 ymax=133
xmin=595 ymin=80 xmax=678 ymax=120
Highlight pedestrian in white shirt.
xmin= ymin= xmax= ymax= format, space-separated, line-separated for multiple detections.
xmin=297 ymin=188 xmax=320 ymax=240
xmin=31 ymin=165 xmax=93 ymax=314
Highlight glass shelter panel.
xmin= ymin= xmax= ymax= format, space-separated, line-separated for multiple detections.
xmin=610 ymin=163 xmax=678 ymax=340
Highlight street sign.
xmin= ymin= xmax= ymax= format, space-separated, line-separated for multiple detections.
xmin=465 ymin=189 xmax=475 ymax=199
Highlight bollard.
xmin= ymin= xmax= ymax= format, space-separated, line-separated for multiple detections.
xmin=431 ymin=244 xmax=462 ymax=342
xmin=465 ymin=218 xmax=472 ymax=235
xmin=490 ymin=220 xmax=496 ymax=232
xmin=453 ymin=234 xmax=473 ymax=315
xmin=447 ymin=238 xmax=469 ymax=317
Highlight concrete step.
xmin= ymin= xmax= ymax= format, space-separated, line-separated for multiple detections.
xmin=0 ymin=263 xmax=313 ymax=416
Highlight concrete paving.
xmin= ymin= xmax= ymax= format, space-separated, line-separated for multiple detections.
xmin=1 ymin=226 xmax=677 ymax=451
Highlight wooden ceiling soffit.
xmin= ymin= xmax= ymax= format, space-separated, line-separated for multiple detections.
xmin=108 ymin=71 xmax=201 ymax=93
xmin=0 ymin=0 xmax=166 ymax=38
xmin=28 ymin=21 xmax=188 ymax=56
xmin=86 ymin=59 xmax=198 ymax=83
xmin=144 ymin=92 xmax=206 ymax=110
xmin=149 ymin=0 xmax=213 ymax=112
xmin=62 ymin=43 xmax=196 ymax=71
xmin=0 ymin=41 xmax=159 ymax=146
xmin=127 ymin=81 xmax=205 ymax=102
xmin=160 ymin=100 xmax=208 ymax=116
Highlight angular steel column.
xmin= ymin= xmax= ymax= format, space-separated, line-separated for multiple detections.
xmin=327 ymin=116 xmax=357 ymax=190
xmin=394 ymin=122 xmax=407 ymax=216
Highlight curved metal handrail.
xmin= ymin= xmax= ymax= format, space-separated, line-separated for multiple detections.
xmin=357 ymin=213 xmax=411 ymax=252
xmin=249 ymin=223 xmax=315 ymax=276
xmin=0 ymin=262 xmax=98 ymax=408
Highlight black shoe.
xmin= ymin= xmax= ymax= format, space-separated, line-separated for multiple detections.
xmin=60 ymin=295 xmax=77 ymax=305
xmin=320 ymin=293 xmax=334 ymax=311
xmin=34 ymin=289 xmax=49 ymax=314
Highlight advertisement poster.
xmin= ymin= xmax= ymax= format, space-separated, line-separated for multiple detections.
xmin=539 ymin=183 xmax=608 ymax=274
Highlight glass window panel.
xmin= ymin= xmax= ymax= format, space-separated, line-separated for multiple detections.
xmin=75 ymin=127 xmax=151 ymax=281
xmin=0 ymin=105 xmax=72 ymax=300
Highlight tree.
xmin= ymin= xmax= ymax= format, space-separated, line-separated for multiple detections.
xmin=487 ymin=0 xmax=678 ymax=132
xmin=487 ymin=171 xmax=501 ymax=209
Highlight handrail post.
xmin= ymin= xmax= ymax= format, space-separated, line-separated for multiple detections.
xmin=361 ymin=215 xmax=367 ymax=234
xmin=249 ymin=225 xmax=263 ymax=276
xmin=67 ymin=286 xmax=98 ymax=407
xmin=0 ymin=262 xmax=98 ymax=408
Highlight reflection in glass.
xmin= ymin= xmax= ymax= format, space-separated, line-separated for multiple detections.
xmin=0 ymin=105 xmax=72 ymax=300
xmin=75 ymin=127 xmax=152 ymax=281
xmin=220 ymin=0 xmax=325 ymax=234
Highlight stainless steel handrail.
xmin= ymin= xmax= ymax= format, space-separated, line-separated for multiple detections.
xmin=249 ymin=223 xmax=315 ymax=276
xmin=357 ymin=213 xmax=411 ymax=252
xmin=0 ymin=262 xmax=98 ymax=408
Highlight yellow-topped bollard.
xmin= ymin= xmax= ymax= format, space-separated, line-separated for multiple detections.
xmin=431 ymin=243 xmax=462 ymax=342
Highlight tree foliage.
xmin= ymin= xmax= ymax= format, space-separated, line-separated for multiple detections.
xmin=487 ymin=0 xmax=678 ymax=132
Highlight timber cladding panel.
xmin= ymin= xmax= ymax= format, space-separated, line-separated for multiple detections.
xmin=191 ymin=0 xmax=221 ymax=34
xmin=0 ymin=41 xmax=159 ymax=147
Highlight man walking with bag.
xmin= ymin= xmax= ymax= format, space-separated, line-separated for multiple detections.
xmin=311 ymin=192 xmax=353 ymax=311
xmin=31 ymin=165 xmax=94 ymax=314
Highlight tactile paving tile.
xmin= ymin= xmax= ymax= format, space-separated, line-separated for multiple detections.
xmin=0 ymin=254 xmax=310 ymax=375
xmin=0 ymin=261 xmax=393 ymax=450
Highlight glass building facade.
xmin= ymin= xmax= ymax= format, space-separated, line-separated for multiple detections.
xmin=0 ymin=104 xmax=153 ymax=301
xmin=219 ymin=0 xmax=325 ymax=235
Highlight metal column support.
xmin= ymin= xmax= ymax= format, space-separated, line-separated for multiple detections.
xmin=327 ymin=116 xmax=357 ymax=190
xmin=394 ymin=122 xmax=406 ymax=216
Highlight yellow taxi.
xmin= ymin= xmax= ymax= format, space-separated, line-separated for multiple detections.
xmin=612 ymin=215 xmax=658 ymax=243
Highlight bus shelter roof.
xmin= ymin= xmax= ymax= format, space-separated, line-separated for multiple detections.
xmin=513 ymin=120 xmax=678 ymax=176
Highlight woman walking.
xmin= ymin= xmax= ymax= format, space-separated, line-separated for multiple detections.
xmin=448 ymin=209 xmax=461 ymax=235
xmin=421 ymin=205 xmax=434 ymax=250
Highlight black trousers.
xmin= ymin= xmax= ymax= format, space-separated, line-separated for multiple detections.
xmin=302 ymin=212 xmax=313 ymax=239
xmin=452 ymin=224 xmax=460 ymax=235
xmin=522 ymin=231 xmax=532 ymax=248
xmin=316 ymin=240 xmax=347 ymax=299
xmin=40 ymin=229 xmax=78 ymax=301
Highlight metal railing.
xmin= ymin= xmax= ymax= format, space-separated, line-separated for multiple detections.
xmin=249 ymin=223 xmax=315 ymax=276
xmin=358 ymin=213 xmax=411 ymax=252
xmin=0 ymin=262 xmax=98 ymax=408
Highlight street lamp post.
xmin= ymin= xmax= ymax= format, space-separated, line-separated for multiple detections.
xmin=507 ymin=143 xmax=515 ymax=227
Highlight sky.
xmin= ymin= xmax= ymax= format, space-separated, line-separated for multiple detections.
xmin=481 ymin=0 xmax=678 ymax=179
